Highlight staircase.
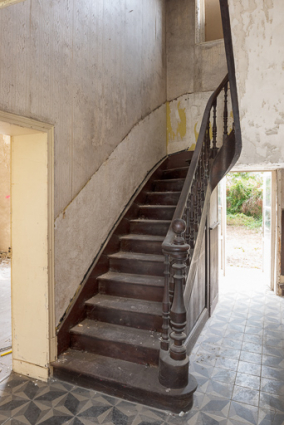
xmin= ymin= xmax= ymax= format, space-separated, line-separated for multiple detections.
xmin=52 ymin=151 xmax=197 ymax=412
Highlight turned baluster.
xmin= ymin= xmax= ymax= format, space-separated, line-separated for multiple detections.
xmin=223 ymin=82 xmax=228 ymax=140
xmin=193 ymin=178 xmax=198 ymax=238
xmin=212 ymin=99 xmax=218 ymax=158
xmin=189 ymin=192 xmax=195 ymax=257
xmin=160 ymin=253 xmax=171 ymax=351
xmin=185 ymin=197 xmax=190 ymax=245
xmin=169 ymin=219 xmax=189 ymax=387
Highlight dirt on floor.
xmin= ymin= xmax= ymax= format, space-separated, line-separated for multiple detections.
xmin=226 ymin=225 xmax=263 ymax=269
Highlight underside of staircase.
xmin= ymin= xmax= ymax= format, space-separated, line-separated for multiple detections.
xmin=52 ymin=151 xmax=197 ymax=413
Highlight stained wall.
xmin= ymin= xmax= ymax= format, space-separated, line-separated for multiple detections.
xmin=0 ymin=0 xmax=167 ymax=324
xmin=166 ymin=0 xmax=227 ymax=155
xmin=228 ymin=0 xmax=284 ymax=170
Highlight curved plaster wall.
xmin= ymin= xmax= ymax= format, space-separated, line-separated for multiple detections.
xmin=54 ymin=105 xmax=166 ymax=325
xmin=229 ymin=0 xmax=284 ymax=170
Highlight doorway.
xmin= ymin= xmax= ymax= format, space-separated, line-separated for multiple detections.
xmin=219 ymin=171 xmax=276 ymax=292
xmin=0 ymin=111 xmax=55 ymax=381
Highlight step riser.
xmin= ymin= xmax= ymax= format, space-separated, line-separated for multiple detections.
xmin=130 ymin=221 xmax=169 ymax=236
xmin=120 ymin=239 xmax=162 ymax=255
xmin=109 ymin=257 xmax=164 ymax=276
xmin=99 ymin=281 xmax=163 ymax=302
xmin=70 ymin=334 xmax=159 ymax=366
xmin=146 ymin=192 xmax=180 ymax=205
xmin=139 ymin=207 xmax=175 ymax=220
xmin=86 ymin=305 xmax=163 ymax=332
xmin=162 ymin=169 xmax=188 ymax=179
xmin=153 ymin=180 xmax=184 ymax=192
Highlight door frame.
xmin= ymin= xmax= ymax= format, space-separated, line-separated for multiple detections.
xmin=0 ymin=110 xmax=55 ymax=379
xmin=222 ymin=169 xmax=277 ymax=291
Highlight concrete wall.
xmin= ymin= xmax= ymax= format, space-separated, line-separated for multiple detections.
xmin=166 ymin=0 xmax=227 ymax=155
xmin=0 ymin=135 xmax=10 ymax=252
xmin=229 ymin=0 xmax=284 ymax=170
xmin=0 ymin=0 xmax=167 ymax=325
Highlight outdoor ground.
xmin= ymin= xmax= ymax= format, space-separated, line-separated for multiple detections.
xmin=226 ymin=225 xmax=263 ymax=270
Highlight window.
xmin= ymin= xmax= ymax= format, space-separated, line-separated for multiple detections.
xmin=196 ymin=0 xmax=223 ymax=43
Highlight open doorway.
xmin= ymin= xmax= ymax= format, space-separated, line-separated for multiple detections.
xmin=219 ymin=171 xmax=276 ymax=292
xmin=0 ymin=112 xmax=55 ymax=382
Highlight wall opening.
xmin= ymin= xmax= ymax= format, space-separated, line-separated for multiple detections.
xmin=219 ymin=171 xmax=276 ymax=294
xmin=0 ymin=112 xmax=55 ymax=381
xmin=196 ymin=0 xmax=224 ymax=43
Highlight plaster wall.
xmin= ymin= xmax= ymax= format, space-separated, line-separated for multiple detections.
xmin=0 ymin=0 xmax=166 ymax=218
xmin=0 ymin=0 xmax=167 ymax=326
xmin=228 ymin=0 xmax=284 ymax=170
xmin=55 ymin=105 xmax=166 ymax=325
xmin=166 ymin=0 xmax=227 ymax=155
xmin=0 ymin=134 xmax=10 ymax=252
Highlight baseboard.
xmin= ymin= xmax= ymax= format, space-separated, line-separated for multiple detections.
xmin=13 ymin=359 xmax=49 ymax=381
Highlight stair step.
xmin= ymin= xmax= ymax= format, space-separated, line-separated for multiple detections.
xmin=162 ymin=166 xmax=189 ymax=179
xmin=146 ymin=191 xmax=180 ymax=205
xmin=138 ymin=205 xmax=175 ymax=220
xmin=52 ymin=349 xmax=197 ymax=413
xmin=109 ymin=251 xmax=164 ymax=276
xmin=70 ymin=319 xmax=160 ymax=365
xmin=129 ymin=219 xmax=170 ymax=236
xmin=120 ymin=234 xmax=164 ymax=254
xmin=85 ymin=294 xmax=162 ymax=331
xmin=98 ymin=272 xmax=164 ymax=302
xmin=153 ymin=178 xmax=185 ymax=192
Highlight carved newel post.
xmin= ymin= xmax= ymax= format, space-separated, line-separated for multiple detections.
xmin=159 ymin=219 xmax=190 ymax=389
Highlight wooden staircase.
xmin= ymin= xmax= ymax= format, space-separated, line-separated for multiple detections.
xmin=52 ymin=151 xmax=197 ymax=413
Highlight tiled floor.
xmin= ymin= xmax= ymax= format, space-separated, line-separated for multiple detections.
xmin=1 ymin=266 xmax=284 ymax=425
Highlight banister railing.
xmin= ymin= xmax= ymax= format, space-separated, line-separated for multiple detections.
xmin=159 ymin=74 xmax=232 ymax=389
xmin=158 ymin=0 xmax=242 ymax=391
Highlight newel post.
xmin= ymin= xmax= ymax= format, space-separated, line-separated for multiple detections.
xmin=159 ymin=219 xmax=190 ymax=389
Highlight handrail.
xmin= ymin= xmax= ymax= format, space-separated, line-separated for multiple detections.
xmin=158 ymin=0 xmax=242 ymax=392
xmin=162 ymin=74 xmax=229 ymax=251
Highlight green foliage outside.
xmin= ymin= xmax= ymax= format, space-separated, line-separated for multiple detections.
xmin=226 ymin=172 xmax=263 ymax=229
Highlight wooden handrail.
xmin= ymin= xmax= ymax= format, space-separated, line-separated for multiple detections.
xmin=158 ymin=0 xmax=242 ymax=390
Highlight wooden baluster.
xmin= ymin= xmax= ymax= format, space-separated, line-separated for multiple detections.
xmin=204 ymin=122 xmax=210 ymax=181
xmin=169 ymin=260 xmax=175 ymax=305
xmin=189 ymin=192 xmax=195 ymax=258
xmin=200 ymin=142 xmax=205 ymax=203
xmin=160 ymin=253 xmax=170 ymax=351
xmin=193 ymin=178 xmax=198 ymax=238
xmin=197 ymin=163 xmax=202 ymax=217
xmin=159 ymin=219 xmax=190 ymax=389
xmin=169 ymin=219 xmax=189 ymax=386
xmin=212 ymin=100 xmax=218 ymax=158
xmin=223 ymin=82 xmax=228 ymax=140
xmin=185 ymin=197 xmax=190 ymax=245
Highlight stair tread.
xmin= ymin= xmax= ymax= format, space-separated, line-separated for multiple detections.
xmin=52 ymin=349 xmax=197 ymax=413
xmin=146 ymin=191 xmax=181 ymax=195
xmin=109 ymin=251 xmax=164 ymax=262
xmin=154 ymin=178 xmax=185 ymax=183
xmin=163 ymin=166 xmax=189 ymax=173
xmin=98 ymin=271 xmax=164 ymax=287
xmin=139 ymin=205 xmax=175 ymax=209
xmin=71 ymin=319 xmax=160 ymax=349
xmin=130 ymin=219 xmax=171 ymax=223
xmin=86 ymin=294 xmax=162 ymax=315
xmin=120 ymin=234 xmax=164 ymax=242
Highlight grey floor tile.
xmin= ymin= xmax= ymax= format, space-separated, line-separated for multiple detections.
xmin=222 ymin=338 xmax=243 ymax=350
xmin=261 ymin=379 xmax=284 ymax=396
xmin=262 ymin=346 xmax=283 ymax=358
xmin=262 ymin=355 xmax=284 ymax=369
xmin=235 ymin=373 xmax=260 ymax=391
xmin=262 ymin=366 xmax=284 ymax=382
xmin=215 ymin=357 xmax=239 ymax=372
xmin=237 ymin=361 xmax=261 ymax=377
xmin=240 ymin=351 xmax=262 ymax=365
xmin=228 ymin=401 xmax=258 ymax=425
xmin=232 ymin=386 xmax=259 ymax=407
xmin=243 ymin=334 xmax=263 ymax=345
xmin=241 ymin=342 xmax=262 ymax=355
xmin=257 ymin=408 xmax=275 ymax=425
xmin=211 ymin=368 xmax=236 ymax=385
xmin=260 ymin=392 xmax=284 ymax=413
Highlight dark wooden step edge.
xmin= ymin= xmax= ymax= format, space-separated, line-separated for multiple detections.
xmin=51 ymin=349 xmax=197 ymax=413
